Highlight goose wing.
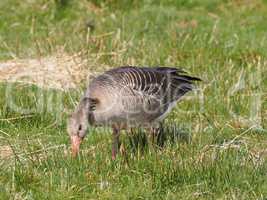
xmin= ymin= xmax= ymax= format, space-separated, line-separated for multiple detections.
xmin=109 ymin=66 xmax=201 ymax=103
xmin=103 ymin=66 xmax=200 ymax=119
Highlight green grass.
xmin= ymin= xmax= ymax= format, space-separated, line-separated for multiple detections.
xmin=0 ymin=0 xmax=267 ymax=199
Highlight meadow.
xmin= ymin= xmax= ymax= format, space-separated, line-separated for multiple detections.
xmin=0 ymin=0 xmax=266 ymax=199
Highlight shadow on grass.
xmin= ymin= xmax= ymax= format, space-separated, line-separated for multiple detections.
xmin=126 ymin=122 xmax=191 ymax=154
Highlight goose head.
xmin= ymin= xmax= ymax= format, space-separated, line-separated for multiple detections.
xmin=67 ymin=112 xmax=88 ymax=157
xmin=67 ymin=97 xmax=95 ymax=157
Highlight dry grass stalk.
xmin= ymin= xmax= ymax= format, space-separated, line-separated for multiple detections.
xmin=0 ymin=114 xmax=35 ymax=122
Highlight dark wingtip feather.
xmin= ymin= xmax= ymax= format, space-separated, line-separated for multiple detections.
xmin=174 ymin=73 xmax=202 ymax=84
xmin=185 ymin=76 xmax=202 ymax=82
xmin=155 ymin=66 xmax=187 ymax=74
xmin=155 ymin=66 xmax=201 ymax=81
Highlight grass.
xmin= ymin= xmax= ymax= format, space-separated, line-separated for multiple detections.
xmin=0 ymin=0 xmax=267 ymax=199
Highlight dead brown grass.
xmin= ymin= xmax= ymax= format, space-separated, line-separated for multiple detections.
xmin=0 ymin=49 xmax=89 ymax=90
xmin=0 ymin=145 xmax=13 ymax=159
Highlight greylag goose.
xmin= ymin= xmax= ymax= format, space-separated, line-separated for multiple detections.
xmin=67 ymin=66 xmax=201 ymax=159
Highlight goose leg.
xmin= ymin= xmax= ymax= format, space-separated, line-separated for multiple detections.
xmin=112 ymin=125 xmax=120 ymax=160
xmin=148 ymin=123 xmax=164 ymax=146
xmin=157 ymin=123 xmax=165 ymax=147
xmin=149 ymin=126 xmax=157 ymax=144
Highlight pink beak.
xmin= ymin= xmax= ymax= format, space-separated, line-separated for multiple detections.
xmin=71 ymin=135 xmax=82 ymax=157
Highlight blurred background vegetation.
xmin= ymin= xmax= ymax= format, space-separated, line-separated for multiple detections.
xmin=0 ymin=0 xmax=266 ymax=199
